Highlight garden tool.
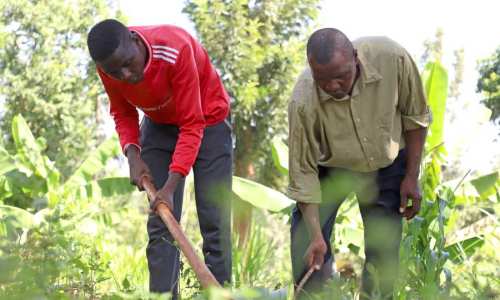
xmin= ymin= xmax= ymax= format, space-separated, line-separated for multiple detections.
xmin=293 ymin=266 xmax=317 ymax=300
xmin=140 ymin=176 xmax=220 ymax=289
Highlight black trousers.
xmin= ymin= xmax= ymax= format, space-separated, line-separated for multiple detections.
xmin=291 ymin=149 xmax=406 ymax=299
xmin=140 ymin=117 xmax=232 ymax=298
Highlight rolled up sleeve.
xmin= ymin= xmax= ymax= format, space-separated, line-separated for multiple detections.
xmin=287 ymin=100 xmax=321 ymax=204
xmin=398 ymin=50 xmax=432 ymax=131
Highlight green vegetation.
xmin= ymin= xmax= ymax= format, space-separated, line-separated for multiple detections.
xmin=0 ymin=1 xmax=498 ymax=299
xmin=477 ymin=46 xmax=500 ymax=123
xmin=0 ymin=0 xmax=119 ymax=176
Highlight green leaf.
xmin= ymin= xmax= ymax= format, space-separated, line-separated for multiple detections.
xmin=422 ymin=61 xmax=448 ymax=151
xmin=71 ymin=177 xmax=135 ymax=201
xmin=470 ymin=171 xmax=499 ymax=199
xmin=0 ymin=146 xmax=16 ymax=176
xmin=341 ymin=227 xmax=364 ymax=249
xmin=122 ymin=277 xmax=131 ymax=290
xmin=445 ymin=171 xmax=499 ymax=204
xmin=10 ymin=115 xmax=60 ymax=196
xmin=94 ymin=177 xmax=135 ymax=198
xmin=444 ymin=236 xmax=484 ymax=264
xmin=232 ymin=176 xmax=294 ymax=212
xmin=63 ymin=135 xmax=121 ymax=191
xmin=271 ymin=137 xmax=289 ymax=175
xmin=11 ymin=115 xmax=48 ymax=177
xmin=0 ymin=204 xmax=35 ymax=231
xmin=348 ymin=243 xmax=360 ymax=256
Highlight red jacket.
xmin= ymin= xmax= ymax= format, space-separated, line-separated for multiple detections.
xmin=98 ymin=25 xmax=230 ymax=176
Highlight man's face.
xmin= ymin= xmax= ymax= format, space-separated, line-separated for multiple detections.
xmin=309 ymin=50 xmax=358 ymax=99
xmin=98 ymin=32 xmax=146 ymax=84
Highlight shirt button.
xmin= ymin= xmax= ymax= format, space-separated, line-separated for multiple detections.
xmin=363 ymin=137 xmax=368 ymax=142
xmin=370 ymin=157 xmax=374 ymax=161
xmin=356 ymin=118 xmax=361 ymax=122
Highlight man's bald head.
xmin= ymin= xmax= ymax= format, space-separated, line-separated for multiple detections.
xmin=306 ymin=28 xmax=353 ymax=65
xmin=306 ymin=28 xmax=359 ymax=99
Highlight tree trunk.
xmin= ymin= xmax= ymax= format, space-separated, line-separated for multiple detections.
xmin=232 ymin=124 xmax=256 ymax=248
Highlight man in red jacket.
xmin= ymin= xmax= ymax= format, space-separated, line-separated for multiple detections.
xmin=87 ymin=19 xmax=232 ymax=297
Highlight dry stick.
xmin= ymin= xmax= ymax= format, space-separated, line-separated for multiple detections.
xmin=293 ymin=266 xmax=317 ymax=300
xmin=141 ymin=177 xmax=221 ymax=289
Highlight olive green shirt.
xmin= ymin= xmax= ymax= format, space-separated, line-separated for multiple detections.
xmin=288 ymin=36 xmax=431 ymax=204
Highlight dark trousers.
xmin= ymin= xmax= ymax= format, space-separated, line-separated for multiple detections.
xmin=140 ymin=117 xmax=232 ymax=298
xmin=291 ymin=149 xmax=406 ymax=299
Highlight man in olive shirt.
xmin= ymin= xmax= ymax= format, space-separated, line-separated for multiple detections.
xmin=289 ymin=28 xmax=430 ymax=299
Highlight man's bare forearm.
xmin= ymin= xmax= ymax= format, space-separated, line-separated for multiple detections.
xmin=163 ymin=171 xmax=183 ymax=192
xmin=125 ymin=144 xmax=140 ymax=160
xmin=298 ymin=202 xmax=323 ymax=241
xmin=403 ymin=127 xmax=427 ymax=179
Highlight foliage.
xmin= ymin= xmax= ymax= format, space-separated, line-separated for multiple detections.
xmin=0 ymin=207 xmax=111 ymax=299
xmin=422 ymin=62 xmax=449 ymax=151
xmin=0 ymin=115 xmax=150 ymax=299
xmin=477 ymin=46 xmax=500 ymax=123
xmin=0 ymin=115 xmax=133 ymax=210
xmin=449 ymin=48 xmax=464 ymax=100
xmin=0 ymin=1 xmax=498 ymax=298
xmin=183 ymin=0 xmax=320 ymax=186
xmin=392 ymin=62 xmax=452 ymax=298
xmin=0 ymin=0 xmax=119 ymax=176
xmin=232 ymin=176 xmax=293 ymax=212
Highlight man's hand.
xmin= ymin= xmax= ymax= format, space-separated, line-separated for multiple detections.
xmin=304 ymin=236 xmax=327 ymax=270
xmin=298 ymin=202 xmax=326 ymax=270
xmin=402 ymin=127 xmax=426 ymax=220
xmin=151 ymin=171 xmax=183 ymax=213
xmin=152 ymin=185 xmax=174 ymax=212
xmin=126 ymin=145 xmax=152 ymax=190
xmin=399 ymin=175 xmax=422 ymax=220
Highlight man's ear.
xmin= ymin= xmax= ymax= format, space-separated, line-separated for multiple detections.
xmin=353 ymin=49 xmax=361 ymax=66
xmin=130 ymin=31 xmax=139 ymax=42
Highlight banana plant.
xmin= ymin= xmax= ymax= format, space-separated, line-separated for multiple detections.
xmin=1 ymin=115 xmax=294 ymax=221
xmin=422 ymin=61 xmax=448 ymax=153
xmin=271 ymin=136 xmax=289 ymax=176
xmin=397 ymin=61 xmax=455 ymax=298
xmin=444 ymin=171 xmax=499 ymax=205
xmin=232 ymin=176 xmax=293 ymax=212
xmin=0 ymin=115 xmax=134 ymax=210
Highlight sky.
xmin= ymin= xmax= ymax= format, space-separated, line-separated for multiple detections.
xmin=119 ymin=0 xmax=500 ymax=102
xmin=118 ymin=0 xmax=499 ymax=174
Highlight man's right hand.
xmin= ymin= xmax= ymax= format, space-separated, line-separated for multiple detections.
xmin=304 ymin=236 xmax=327 ymax=270
xmin=298 ymin=202 xmax=326 ymax=270
xmin=125 ymin=145 xmax=152 ymax=190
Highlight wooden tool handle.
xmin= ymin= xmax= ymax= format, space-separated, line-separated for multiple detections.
xmin=141 ymin=177 xmax=221 ymax=289
xmin=294 ymin=266 xmax=317 ymax=300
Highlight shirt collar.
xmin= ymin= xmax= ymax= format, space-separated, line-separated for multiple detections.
xmin=317 ymin=49 xmax=382 ymax=102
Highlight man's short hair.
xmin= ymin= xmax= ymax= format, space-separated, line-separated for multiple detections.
xmin=306 ymin=28 xmax=353 ymax=65
xmin=87 ymin=19 xmax=129 ymax=62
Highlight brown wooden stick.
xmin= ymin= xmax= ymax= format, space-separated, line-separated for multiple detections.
xmin=293 ymin=266 xmax=317 ymax=300
xmin=141 ymin=177 xmax=221 ymax=289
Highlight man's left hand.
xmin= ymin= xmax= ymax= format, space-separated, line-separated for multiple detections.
xmin=152 ymin=186 xmax=174 ymax=213
xmin=399 ymin=175 xmax=421 ymax=220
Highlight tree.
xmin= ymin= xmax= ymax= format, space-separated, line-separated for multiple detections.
xmin=0 ymin=0 xmax=119 ymax=177
xmin=183 ymin=0 xmax=320 ymax=245
xmin=449 ymin=48 xmax=464 ymax=100
xmin=421 ymin=28 xmax=444 ymax=66
xmin=477 ymin=46 xmax=500 ymax=123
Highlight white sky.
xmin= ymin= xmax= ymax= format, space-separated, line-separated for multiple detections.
xmin=119 ymin=0 xmax=500 ymax=175
xmin=119 ymin=0 xmax=500 ymax=102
